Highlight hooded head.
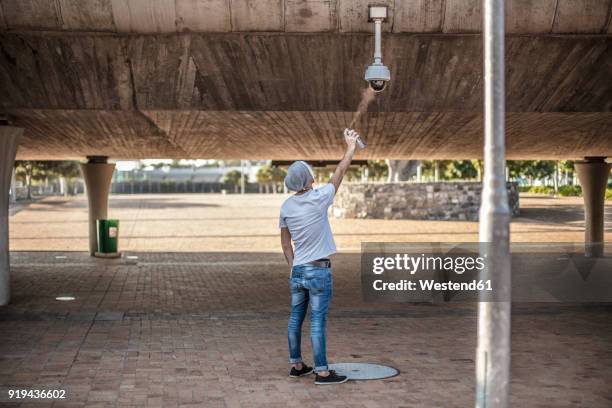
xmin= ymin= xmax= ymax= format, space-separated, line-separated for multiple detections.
xmin=284 ymin=161 xmax=315 ymax=192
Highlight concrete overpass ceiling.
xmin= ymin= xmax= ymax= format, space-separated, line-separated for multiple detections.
xmin=0 ymin=0 xmax=611 ymax=34
xmin=0 ymin=1 xmax=610 ymax=160
xmin=7 ymin=109 xmax=611 ymax=160
xmin=1 ymin=35 xmax=609 ymax=111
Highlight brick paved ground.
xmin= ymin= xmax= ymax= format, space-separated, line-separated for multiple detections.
xmin=2 ymin=194 xmax=611 ymax=407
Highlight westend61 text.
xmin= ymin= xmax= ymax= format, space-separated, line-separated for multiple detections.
xmin=373 ymin=279 xmax=493 ymax=291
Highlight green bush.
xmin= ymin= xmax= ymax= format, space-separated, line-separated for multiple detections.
xmin=558 ymin=185 xmax=582 ymax=197
xmin=528 ymin=185 xmax=555 ymax=195
xmin=519 ymin=185 xmax=611 ymax=199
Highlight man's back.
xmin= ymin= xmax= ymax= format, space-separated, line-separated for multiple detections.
xmin=279 ymin=183 xmax=336 ymax=266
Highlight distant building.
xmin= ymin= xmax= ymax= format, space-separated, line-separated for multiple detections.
xmin=114 ymin=164 xmax=261 ymax=183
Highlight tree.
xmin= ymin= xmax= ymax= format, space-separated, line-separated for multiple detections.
xmin=471 ymin=160 xmax=484 ymax=181
xmin=386 ymin=160 xmax=420 ymax=181
xmin=507 ymin=161 xmax=555 ymax=184
xmin=444 ymin=161 xmax=478 ymax=180
xmin=256 ymin=165 xmax=273 ymax=193
xmin=15 ymin=161 xmax=49 ymax=199
xmin=418 ymin=160 xmax=450 ymax=181
xmin=45 ymin=161 xmax=81 ymax=195
xmin=224 ymin=170 xmax=247 ymax=193
xmin=527 ymin=161 xmax=555 ymax=181
xmin=52 ymin=161 xmax=81 ymax=179
xmin=367 ymin=160 xmax=388 ymax=181
xmin=344 ymin=166 xmax=362 ymax=182
xmin=169 ymin=160 xmax=194 ymax=169
xmin=313 ymin=167 xmax=333 ymax=184
xmin=270 ymin=167 xmax=287 ymax=193
xmin=559 ymin=160 xmax=575 ymax=185
xmin=507 ymin=160 xmax=527 ymax=180
xmin=15 ymin=161 xmax=82 ymax=198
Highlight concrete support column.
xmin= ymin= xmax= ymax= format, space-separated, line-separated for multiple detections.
xmin=575 ymin=157 xmax=610 ymax=257
xmin=9 ymin=167 xmax=17 ymax=203
xmin=0 ymin=126 xmax=22 ymax=306
xmin=80 ymin=156 xmax=115 ymax=256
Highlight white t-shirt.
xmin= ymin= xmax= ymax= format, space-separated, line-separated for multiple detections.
xmin=279 ymin=183 xmax=337 ymax=266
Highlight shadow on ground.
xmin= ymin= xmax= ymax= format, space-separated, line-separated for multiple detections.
xmin=21 ymin=197 xmax=221 ymax=211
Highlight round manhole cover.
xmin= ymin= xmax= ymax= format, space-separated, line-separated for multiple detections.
xmin=328 ymin=363 xmax=399 ymax=380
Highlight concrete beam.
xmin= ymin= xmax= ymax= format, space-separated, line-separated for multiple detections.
xmin=1 ymin=0 xmax=611 ymax=33
xmin=111 ymin=0 xmax=177 ymax=33
xmin=58 ymin=0 xmax=115 ymax=31
xmin=0 ymin=126 xmax=22 ymax=306
xmin=0 ymin=3 xmax=6 ymax=29
xmin=0 ymin=34 xmax=609 ymax=112
xmin=176 ymin=0 xmax=231 ymax=32
xmin=393 ymin=0 xmax=444 ymax=33
xmin=443 ymin=0 xmax=481 ymax=33
xmin=553 ymin=0 xmax=612 ymax=33
xmin=0 ymin=30 xmax=609 ymax=161
xmin=575 ymin=157 xmax=610 ymax=257
xmin=339 ymin=0 xmax=394 ymax=32
xmin=505 ymin=0 xmax=556 ymax=33
xmin=0 ymin=0 xmax=61 ymax=30
xmin=80 ymin=156 xmax=115 ymax=256
xmin=285 ymin=0 xmax=337 ymax=32
xmin=5 ymin=110 xmax=612 ymax=161
xmin=230 ymin=0 xmax=284 ymax=31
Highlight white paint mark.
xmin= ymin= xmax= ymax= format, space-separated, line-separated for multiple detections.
xmin=55 ymin=296 xmax=76 ymax=301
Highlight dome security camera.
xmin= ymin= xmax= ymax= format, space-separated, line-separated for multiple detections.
xmin=364 ymin=6 xmax=390 ymax=93
xmin=365 ymin=63 xmax=391 ymax=93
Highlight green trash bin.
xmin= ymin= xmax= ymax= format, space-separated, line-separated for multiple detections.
xmin=97 ymin=219 xmax=119 ymax=254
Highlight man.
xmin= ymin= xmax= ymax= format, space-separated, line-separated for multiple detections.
xmin=279 ymin=129 xmax=360 ymax=385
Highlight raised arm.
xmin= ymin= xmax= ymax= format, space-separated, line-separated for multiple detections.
xmin=330 ymin=129 xmax=359 ymax=193
xmin=280 ymin=227 xmax=294 ymax=267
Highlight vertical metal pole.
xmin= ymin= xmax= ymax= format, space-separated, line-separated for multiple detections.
xmin=374 ymin=20 xmax=382 ymax=63
xmin=476 ymin=0 xmax=511 ymax=407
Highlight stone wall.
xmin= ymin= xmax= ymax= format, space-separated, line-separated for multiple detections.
xmin=332 ymin=182 xmax=520 ymax=221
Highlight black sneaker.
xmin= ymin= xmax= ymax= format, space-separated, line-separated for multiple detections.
xmin=314 ymin=370 xmax=348 ymax=385
xmin=289 ymin=364 xmax=314 ymax=377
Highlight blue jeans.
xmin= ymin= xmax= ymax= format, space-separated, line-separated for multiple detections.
xmin=288 ymin=264 xmax=333 ymax=373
